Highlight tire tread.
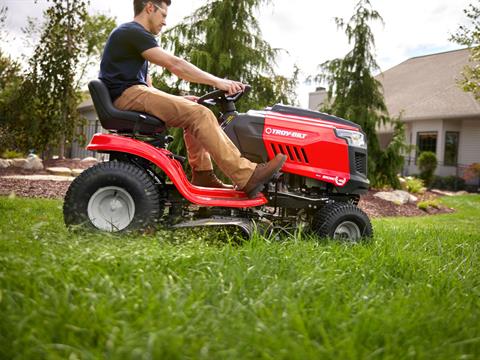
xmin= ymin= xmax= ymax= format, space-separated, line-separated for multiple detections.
xmin=63 ymin=161 xmax=161 ymax=232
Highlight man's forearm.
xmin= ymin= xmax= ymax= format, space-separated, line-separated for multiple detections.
xmin=142 ymin=47 xmax=243 ymax=94
xmin=169 ymin=57 xmax=219 ymax=88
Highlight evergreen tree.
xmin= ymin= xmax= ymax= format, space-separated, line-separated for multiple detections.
xmin=314 ymin=0 xmax=406 ymax=188
xmin=154 ymin=0 xmax=297 ymax=111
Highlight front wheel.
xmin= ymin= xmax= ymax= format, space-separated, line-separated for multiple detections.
xmin=63 ymin=161 xmax=162 ymax=232
xmin=311 ymin=203 xmax=373 ymax=242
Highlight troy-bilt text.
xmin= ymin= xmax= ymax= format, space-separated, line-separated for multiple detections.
xmin=265 ymin=127 xmax=307 ymax=139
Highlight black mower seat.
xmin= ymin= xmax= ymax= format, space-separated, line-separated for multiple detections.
xmin=88 ymin=79 xmax=166 ymax=135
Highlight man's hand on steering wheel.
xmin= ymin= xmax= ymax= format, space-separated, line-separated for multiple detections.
xmin=197 ymin=80 xmax=250 ymax=108
xmin=215 ymin=78 xmax=245 ymax=96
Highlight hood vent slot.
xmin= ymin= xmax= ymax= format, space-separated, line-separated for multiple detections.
xmin=270 ymin=143 xmax=309 ymax=164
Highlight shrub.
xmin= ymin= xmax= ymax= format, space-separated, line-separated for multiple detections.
xmin=463 ymin=163 xmax=480 ymax=182
xmin=418 ymin=151 xmax=437 ymax=187
xmin=431 ymin=176 xmax=466 ymax=191
xmin=401 ymin=176 xmax=425 ymax=194
xmin=418 ymin=199 xmax=440 ymax=211
xmin=1 ymin=150 xmax=25 ymax=159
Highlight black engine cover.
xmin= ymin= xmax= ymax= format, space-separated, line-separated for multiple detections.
xmin=222 ymin=113 xmax=268 ymax=163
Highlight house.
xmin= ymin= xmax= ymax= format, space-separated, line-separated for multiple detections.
xmin=308 ymin=86 xmax=328 ymax=111
xmin=309 ymin=48 xmax=480 ymax=181
xmin=71 ymin=98 xmax=107 ymax=160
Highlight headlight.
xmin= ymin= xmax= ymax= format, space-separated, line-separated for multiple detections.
xmin=335 ymin=129 xmax=367 ymax=149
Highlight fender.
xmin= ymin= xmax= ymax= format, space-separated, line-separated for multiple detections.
xmin=87 ymin=133 xmax=267 ymax=208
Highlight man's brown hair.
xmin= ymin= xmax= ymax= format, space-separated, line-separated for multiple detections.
xmin=134 ymin=0 xmax=171 ymax=16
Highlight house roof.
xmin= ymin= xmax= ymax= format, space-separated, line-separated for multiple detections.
xmin=78 ymin=98 xmax=93 ymax=112
xmin=377 ymin=48 xmax=480 ymax=121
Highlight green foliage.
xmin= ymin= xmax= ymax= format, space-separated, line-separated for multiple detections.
xmin=418 ymin=151 xmax=438 ymax=187
xmin=417 ymin=199 xmax=440 ymax=211
xmin=153 ymin=0 xmax=298 ymax=158
xmin=401 ymin=176 xmax=425 ymax=194
xmin=0 ymin=4 xmax=116 ymax=157
xmin=1 ymin=195 xmax=480 ymax=358
xmin=0 ymin=6 xmax=6 ymax=43
xmin=1 ymin=149 xmax=24 ymax=159
xmin=316 ymin=0 xmax=386 ymax=153
xmin=450 ymin=2 xmax=480 ymax=100
xmin=0 ymin=51 xmax=24 ymax=153
xmin=432 ymin=175 xmax=467 ymax=191
xmin=314 ymin=0 xmax=406 ymax=189
xmin=76 ymin=13 xmax=117 ymax=89
xmin=0 ymin=0 xmax=88 ymax=157
xmin=370 ymin=119 xmax=409 ymax=188
xmin=0 ymin=7 xmax=23 ymax=153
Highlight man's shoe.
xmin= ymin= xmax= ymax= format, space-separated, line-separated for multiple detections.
xmin=191 ymin=170 xmax=234 ymax=189
xmin=242 ymin=154 xmax=287 ymax=199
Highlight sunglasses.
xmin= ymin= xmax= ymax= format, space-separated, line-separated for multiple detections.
xmin=146 ymin=2 xmax=163 ymax=12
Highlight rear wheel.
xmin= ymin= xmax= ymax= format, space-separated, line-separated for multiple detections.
xmin=311 ymin=203 xmax=373 ymax=242
xmin=63 ymin=161 xmax=162 ymax=232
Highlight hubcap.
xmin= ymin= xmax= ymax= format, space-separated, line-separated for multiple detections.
xmin=87 ymin=186 xmax=135 ymax=232
xmin=333 ymin=221 xmax=362 ymax=241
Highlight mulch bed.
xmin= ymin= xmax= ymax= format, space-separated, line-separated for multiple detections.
xmin=359 ymin=190 xmax=454 ymax=218
xmin=0 ymin=177 xmax=71 ymax=200
xmin=0 ymin=159 xmax=455 ymax=218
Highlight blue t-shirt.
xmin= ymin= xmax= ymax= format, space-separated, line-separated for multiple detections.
xmin=99 ymin=22 xmax=159 ymax=101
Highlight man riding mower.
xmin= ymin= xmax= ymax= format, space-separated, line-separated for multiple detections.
xmin=63 ymin=0 xmax=373 ymax=241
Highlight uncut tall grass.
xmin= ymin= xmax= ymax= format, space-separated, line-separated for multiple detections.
xmin=0 ymin=195 xmax=479 ymax=359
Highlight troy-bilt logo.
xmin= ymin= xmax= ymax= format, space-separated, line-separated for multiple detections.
xmin=265 ymin=127 xmax=307 ymax=139
xmin=317 ymin=174 xmax=347 ymax=186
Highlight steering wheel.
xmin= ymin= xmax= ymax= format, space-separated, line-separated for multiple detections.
xmin=197 ymin=85 xmax=251 ymax=107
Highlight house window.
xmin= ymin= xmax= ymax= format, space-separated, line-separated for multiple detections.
xmin=444 ymin=132 xmax=459 ymax=166
xmin=416 ymin=132 xmax=437 ymax=159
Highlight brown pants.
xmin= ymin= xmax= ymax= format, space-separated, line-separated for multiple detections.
xmin=114 ymin=85 xmax=256 ymax=188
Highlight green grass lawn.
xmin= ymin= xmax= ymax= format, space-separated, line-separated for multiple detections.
xmin=0 ymin=195 xmax=479 ymax=359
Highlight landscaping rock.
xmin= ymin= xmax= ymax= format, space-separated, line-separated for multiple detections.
xmin=11 ymin=159 xmax=28 ymax=168
xmin=374 ymin=190 xmax=417 ymax=205
xmin=2 ymin=175 xmax=74 ymax=182
xmin=24 ymin=154 xmax=44 ymax=171
xmin=81 ymin=157 xmax=98 ymax=163
xmin=431 ymin=189 xmax=469 ymax=197
xmin=46 ymin=167 xmax=72 ymax=176
xmin=71 ymin=169 xmax=84 ymax=177
xmin=0 ymin=159 xmax=10 ymax=169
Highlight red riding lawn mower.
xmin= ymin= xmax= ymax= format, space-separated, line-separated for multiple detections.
xmin=63 ymin=80 xmax=373 ymax=241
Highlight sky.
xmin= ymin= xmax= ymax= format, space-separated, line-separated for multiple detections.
xmin=0 ymin=0 xmax=473 ymax=107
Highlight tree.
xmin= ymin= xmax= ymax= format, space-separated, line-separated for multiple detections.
xmin=0 ymin=52 xmax=25 ymax=153
xmin=0 ymin=7 xmax=25 ymax=153
xmin=76 ymin=13 xmax=117 ymax=90
xmin=0 ymin=2 xmax=116 ymax=158
xmin=157 ymin=0 xmax=294 ymax=106
xmin=451 ymin=1 xmax=480 ymax=100
xmin=25 ymin=0 xmax=89 ymax=158
xmin=313 ymin=0 xmax=406 ymax=188
xmin=152 ymin=0 xmax=298 ymax=158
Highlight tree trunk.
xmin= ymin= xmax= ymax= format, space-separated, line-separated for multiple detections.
xmin=59 ymin=134 xmax=65 ymax=159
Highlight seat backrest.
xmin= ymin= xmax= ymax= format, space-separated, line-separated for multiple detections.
xmin=88 ymin=79 xmax=165 ymax=134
